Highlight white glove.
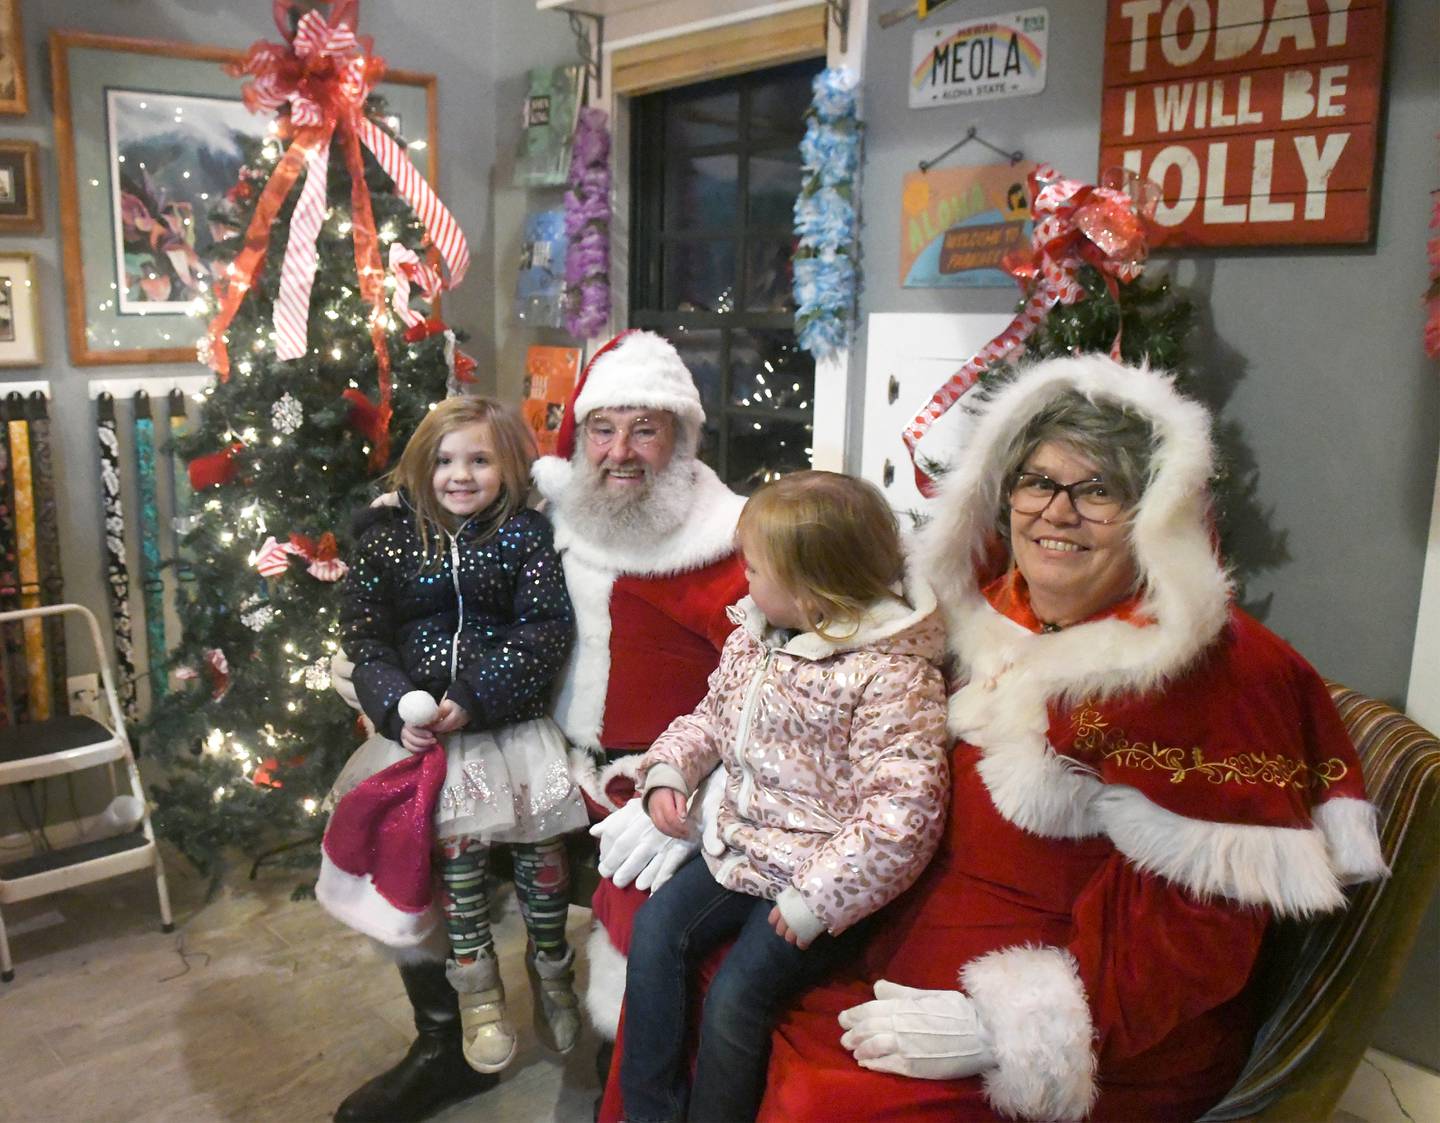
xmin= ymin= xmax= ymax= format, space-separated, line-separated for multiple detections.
xmin=330 ymin=650 xmax=362 ymax=713
xmin=589 ymin=797 xmax=699 ymax=892
xmin=838 ymin=980 xmax=996 ymax=1080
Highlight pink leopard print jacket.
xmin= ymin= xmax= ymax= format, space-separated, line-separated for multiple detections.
xmin=639 ymin=578 xmax=949 ymax=940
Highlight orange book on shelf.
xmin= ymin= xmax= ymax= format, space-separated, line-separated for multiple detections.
xmin=522 ymin=345 xmax=582 ymax=456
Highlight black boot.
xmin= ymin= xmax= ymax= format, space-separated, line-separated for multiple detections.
xmin=334 ymin=959 xmax=499 ymax=1123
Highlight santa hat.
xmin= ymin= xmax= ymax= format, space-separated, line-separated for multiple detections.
xmin=552 ymin=329 xmax=705 ymax=460
xmin=315 ymin=748 xmax=446 ymax=946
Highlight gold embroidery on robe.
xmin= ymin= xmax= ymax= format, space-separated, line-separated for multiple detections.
xmin=1068 ymin=705 xmax=1348 ymax=790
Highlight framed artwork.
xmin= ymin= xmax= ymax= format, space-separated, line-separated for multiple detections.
xmin=0 ymin=251 xmax=41 ymax=367
xmin=51 ymin=31 xmax=438 ymax=366
xmin=0 ymin=140 xmax=39 ymax=232
xmin=0 ymin=0 xmax=27 ymax=116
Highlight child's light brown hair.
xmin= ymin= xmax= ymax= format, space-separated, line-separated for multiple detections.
xmin=736 ymin=471 xmax=905 ymax=636
xmin=385 ymin=396 xmax=536 ymax=563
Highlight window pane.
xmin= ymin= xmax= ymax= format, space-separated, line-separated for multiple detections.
xmin=727 ymin=417 xmax=813 ymax=491
xmin=670 ymin=328 xmax=724 ymax=421
xmin=666 ymin=154 xmax=739 ymax=233
xmin=729 ymin=331 xmax=812 ymax=410
xmin=662 ymin=240 xmax=737 ymax=313
xmin=747 ymin=151 xmax=803 ymax=228
xmin=666 ymin=87 xmax=740 ymax=148
xmin=748 ymin=68 xmax=815 ymax=148
xmin=745 ymin=240 xmax=796 ymax=313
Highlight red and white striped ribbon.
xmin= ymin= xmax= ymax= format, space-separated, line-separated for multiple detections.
xmin=359 ymin=118 xmax=469 ymax=288
xmin=387 ymin=243 xmax=442 ymax=328
xmin=254 ymin=536 xmax=293 ymax=577
xmin=274 ymin=137 xmax=332 ymax=361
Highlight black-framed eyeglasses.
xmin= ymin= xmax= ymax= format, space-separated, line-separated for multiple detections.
xmin=1008 ymin=472 xmax=1129 ymax=524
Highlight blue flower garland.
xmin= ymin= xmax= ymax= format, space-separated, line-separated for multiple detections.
xmin=793 ymin=68 xmax=861 ymax=362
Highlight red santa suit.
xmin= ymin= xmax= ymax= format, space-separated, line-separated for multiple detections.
xmin=531 ymin=329 xmax=748 ymax=1037
xmin=756 ymin=355 xmax=1388 ymax=1120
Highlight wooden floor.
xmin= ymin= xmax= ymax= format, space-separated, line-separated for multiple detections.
xmin=0 ymin=844 xmax=1410 ymax=1123
xmin=0 ymin=846 xmax=602 ymax=1122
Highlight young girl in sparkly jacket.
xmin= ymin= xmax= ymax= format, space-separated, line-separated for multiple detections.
xmin=619 ymin=471 xmax=951 ymax=1123
xmin=318 ymin=396 xmax=587 ymax=1075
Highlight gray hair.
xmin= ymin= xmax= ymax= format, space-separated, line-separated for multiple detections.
xmin=998 ymin=389 xmax=1156 ymax=521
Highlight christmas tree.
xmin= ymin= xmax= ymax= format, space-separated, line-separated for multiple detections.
xmin=145 ymin=2 xmax=471 ymax=885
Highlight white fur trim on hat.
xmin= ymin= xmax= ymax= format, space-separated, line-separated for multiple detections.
xmin=316 ymin=853 xmax=440 ymax=947
xmin=573 ymin=330 xmax=705 ymax=429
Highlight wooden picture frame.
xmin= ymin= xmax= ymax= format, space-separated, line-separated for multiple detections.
xmin=51 ymin=31 xmax=439 ymax=367
xmin=0 ymin=0 xmax=28 ymax=116
xmin=0 ymin=140 xmax=39 ymax=231
xmin=0 ymin=251 xmax=42 ymax=367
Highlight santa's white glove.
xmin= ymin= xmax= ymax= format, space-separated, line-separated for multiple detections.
xmin=590 ymin=797 xmax=698 ymax=892
xmin=330 ymin=650 xmax=362 ymax=713
xmin=838 ymin=980 xmax=996 ymax=1080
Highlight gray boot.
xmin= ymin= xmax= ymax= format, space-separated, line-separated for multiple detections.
xmin=447 ymin=952 xmax=517 ymax=1074
xmin=526 ymin=944 xmax=581 ymax=1055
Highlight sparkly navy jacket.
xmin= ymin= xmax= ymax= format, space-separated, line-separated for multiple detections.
xmin=340 ymin=501 xmax=574 ymax=742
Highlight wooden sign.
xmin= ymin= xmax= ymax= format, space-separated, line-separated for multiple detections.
xmin=1099 ymin=0 xmax=1387 ymax=247
xmin=899 ymin=162 xmax=1036 ymax=287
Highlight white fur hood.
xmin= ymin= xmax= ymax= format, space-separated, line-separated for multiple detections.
xmin=917 ymin=353 xmax=1231 ymax=705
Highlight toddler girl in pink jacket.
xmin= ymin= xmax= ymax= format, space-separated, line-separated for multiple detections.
xmin=619 ymin=470 xmax=950 ymax=1123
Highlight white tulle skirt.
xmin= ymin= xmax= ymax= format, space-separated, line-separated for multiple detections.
xmin=329 ymin=715 xmax=588 ymax=844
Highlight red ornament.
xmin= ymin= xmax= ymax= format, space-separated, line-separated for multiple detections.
xmin=187 ymin=442 xmax=245 ymax=489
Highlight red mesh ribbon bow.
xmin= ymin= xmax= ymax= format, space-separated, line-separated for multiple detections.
xmin=254 ymin=531 xmax=349 ymax=581
xmin=901 ymin=165 xmax=1159 ymax=496
xmin=204 ymin=1 xmax=470 ymax=471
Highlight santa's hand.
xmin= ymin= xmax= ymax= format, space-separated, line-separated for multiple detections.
xmin=633 ymin=833 xmax=696 ymax=893
xmin=838 ymin=980 xmax=995 ymax=1080
xmin=331 ymin=650 xmax=361 ymax=712
xmin=591 ymin=798 xmax=697 ymax=890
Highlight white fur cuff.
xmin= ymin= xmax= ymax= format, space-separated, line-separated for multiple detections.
xmin=585 ymin=921 xmax=627 ymax=1040
xmin=1314 ymin=796 xmax=1390 ymax=884
xmin=962 ymin=945 xmax=1097 ymax=1121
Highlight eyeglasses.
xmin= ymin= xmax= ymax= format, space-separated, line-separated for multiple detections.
xmin=583 ymin=415 xmax=672 ymax=449
xmin=1008 ymin=472 xmax=1129 ymax=524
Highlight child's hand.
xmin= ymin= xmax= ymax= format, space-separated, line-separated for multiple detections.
xmin=645 ymin=787 xmax=691 ymax=839
xmin=400 ymin=722 xmax=438 ymax=753
xmin=769 ymin=905 xmax=812 ymax=949
xmin=431 ymin=699 xmax=470 ymax=734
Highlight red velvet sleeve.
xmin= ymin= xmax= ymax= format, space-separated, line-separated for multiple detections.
xmin=1067 ymin=853 xmax=1270 ymax=1065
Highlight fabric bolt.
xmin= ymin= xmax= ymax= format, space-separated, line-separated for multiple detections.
xmin=166 ymin=389 xmax=197 ymax=613
xmin=132 ymin=392 xmax=168 ymax=702
xmin=0 ymin=412 xmax=15 ymax=726
xmin=25 ymin=392 xmax=66 ymax=712
xmin=7 ymin=396 xmax=48 ymax=721
xmin=96 ymin=394 xmax=138 ymax=720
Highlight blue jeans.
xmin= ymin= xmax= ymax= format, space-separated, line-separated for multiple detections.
xmin=619 ymin=856 xmax=852 ymax=1123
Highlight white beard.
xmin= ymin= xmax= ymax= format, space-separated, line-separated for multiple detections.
xmin=557 ymin=454 xmax=699 ymax=550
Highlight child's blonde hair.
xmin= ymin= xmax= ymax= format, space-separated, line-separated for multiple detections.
xmin=736 ymin=471 xmax=905 ymax=636
xmin=385 ymin=396 xmax=536 ymax=562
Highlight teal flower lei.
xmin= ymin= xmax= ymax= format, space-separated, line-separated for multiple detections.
xmin=793 ymin=67 xmax=861 ymax=362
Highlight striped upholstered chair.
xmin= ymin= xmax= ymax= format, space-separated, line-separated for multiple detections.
xmin=1201 ymin=684 xmax=1440 ymax=1121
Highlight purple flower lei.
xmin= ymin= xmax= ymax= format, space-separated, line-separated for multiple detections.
xmin=563 ymin=106 xmax=612 ymax=339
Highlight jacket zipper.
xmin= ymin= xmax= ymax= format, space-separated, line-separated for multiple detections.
xmin=447 ymin=526 xmax=466 ymax=680
xmin=730 ymin=646 xmax=774 ymax=821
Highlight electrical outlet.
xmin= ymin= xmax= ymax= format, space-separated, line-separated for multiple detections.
xmin=67 ymin=673 xmax=104 ymax=723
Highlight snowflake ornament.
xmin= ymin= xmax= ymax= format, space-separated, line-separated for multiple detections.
xmin=271 ymin=393 xmax=304 ymax=435
xmin=240 ymin=594 xmax=276 ymax=632
xmin=304 ymin=658 xmax=332 ymax=692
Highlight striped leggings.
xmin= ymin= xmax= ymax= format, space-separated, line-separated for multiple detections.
xmin=437 ymin=835 xmax=571 ymax=963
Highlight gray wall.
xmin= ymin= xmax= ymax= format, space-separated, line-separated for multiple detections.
xmin=855 ymin=0 xmax=1439 ymax=1070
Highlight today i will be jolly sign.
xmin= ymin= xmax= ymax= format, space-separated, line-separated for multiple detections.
xmin=1099 ymin=0 xmax=1386 ymax=247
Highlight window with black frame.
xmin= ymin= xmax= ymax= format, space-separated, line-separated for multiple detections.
xmin=630 ymin=59 xmax=823 ymax=492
